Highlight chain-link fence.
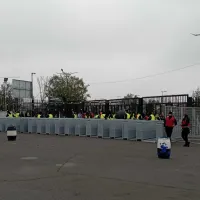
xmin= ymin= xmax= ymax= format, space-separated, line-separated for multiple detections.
xmin=165 ymin=106 xmax=200 ymax=137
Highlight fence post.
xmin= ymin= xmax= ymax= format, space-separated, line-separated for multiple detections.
xmin=139 ymin=98 xmax=143 ymax=114
xmin=187 ymin=96 xmax=193 ymax=107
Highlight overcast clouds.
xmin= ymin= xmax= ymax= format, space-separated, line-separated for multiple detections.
xmin=0 ymin=0 xmax=200 ymax=99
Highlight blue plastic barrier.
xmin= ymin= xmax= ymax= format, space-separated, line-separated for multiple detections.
xmin=136 ymin=121 xmax=157 ymax=141
xmin=75 ymin=119 xmax=86 ymax=136
xmin=0 ymin=118 xmax=8 ymax=132
xmin=123 ymin=120 xmax=137 ymax=140
xmin=98 ymin=120 xmax=110 ymax=138
xmin=55 ymin=118 xmax=65 ymax=135
xmin=0 ymin=118 xmax=164 ymax=141
xmin=28 ymin=118 xmax=37 ymax=133
xmin=20 ymin=118 xmax=28 ymax=133
xmin=109 ymin=120 xmax=123 ymax=139
xmin=64 ymin=119 xmax=76 ymax=136
xmin=36 ymin=118 xmax=47 ymax=134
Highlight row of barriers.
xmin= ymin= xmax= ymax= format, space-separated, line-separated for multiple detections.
xmin=0 ymin=118 xmax=182 ymax=141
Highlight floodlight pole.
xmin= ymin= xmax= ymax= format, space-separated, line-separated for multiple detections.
xmin=161 ymin=90 xmax=167 ymax=104
xmin=3 ymin=78 xmax=8 ymax=111
xmin=31 ymin=73 xmax=36 ymax=116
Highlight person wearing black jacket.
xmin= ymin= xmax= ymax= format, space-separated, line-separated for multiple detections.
xmin=181 ymin=114 xmax=190 ymax=147
xmin=105 ymin=109 xmax=112 ymax=120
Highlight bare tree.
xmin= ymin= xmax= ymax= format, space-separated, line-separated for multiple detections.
xmin=124 ymin=93 xmax=138 ymax=99
xmin=192 ymin=87 xmax=200 ymax=100
xmin=37 ymin=76 xmax=49 ymax=103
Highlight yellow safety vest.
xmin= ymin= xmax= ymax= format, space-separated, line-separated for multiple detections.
xmin=126 ymin=113 xmax=130 ymax=119
xmin=150 ymin=114 xmax=155 ymax=120
xmin=100 ymin=114 xmax=105 ymax=119
xmin=131 ymin=114 xmax=135 ymax=119
xmin=49 ymin=114 xmax=53 ymax=118
xmin=74 ymin=114 xmax=77 ymax=118
xmin=8 ymin=114 xmax=13 ymax=118
xmin=37 ymin=114 xmax=41 ymax=118
xmin=15 ymin=113 xmax=20 ymax=118
xmin=137 ymin=114 xmax=141 ymax=119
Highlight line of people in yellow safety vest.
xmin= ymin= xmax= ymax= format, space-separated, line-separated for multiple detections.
xmin=6 ymin=111 xmax=53 ymax=118
xmin=73 ymin=110 xmax=165 ymax=120
xmin=6 ymin=110 xmax=165 ymax=121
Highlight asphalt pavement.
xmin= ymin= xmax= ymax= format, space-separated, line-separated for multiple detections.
xmin=0 ymin=133 xmax=199 ymax=200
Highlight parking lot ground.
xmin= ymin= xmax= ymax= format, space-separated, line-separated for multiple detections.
xmin=0 ymin=133 xmax=199 ymax=200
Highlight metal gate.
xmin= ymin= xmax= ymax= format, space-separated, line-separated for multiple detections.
xmin=165 ymin=106 xmax=200 ymax=137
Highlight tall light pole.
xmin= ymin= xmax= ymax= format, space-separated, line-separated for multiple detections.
xmin=31 ymin=73 xmax=36 ymax=116
xmin=31 ymin=73 xmax=36 ymax=100
xmin=161 ymin=90 xmax=167 ymax=96
xmin=3 ymin=78 xmax=8 ymax=111
xmin=59 ymin=69 xmax=78 ymax=76
xmin=161 ymin=90 xmax=167 ymax=104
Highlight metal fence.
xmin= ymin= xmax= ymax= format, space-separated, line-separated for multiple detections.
xmin=0 ymin=94 xmax=194 ymax=116
xmin=164 ymin=106 xmax=200 ymax=137
xmin=143 ymin=94 xmax=189 ymax=114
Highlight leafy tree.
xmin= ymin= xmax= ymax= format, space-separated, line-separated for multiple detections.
xmin=124 ymin=93 xmax=138 ymax=99
xmin=46 ymin=72 xmax=90 ymax=102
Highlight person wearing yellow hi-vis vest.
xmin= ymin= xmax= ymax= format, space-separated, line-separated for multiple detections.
xmin=14 ymin=112 xmax=20 ymax=118
xmin=130 ymin=112 xmax=135 ymax=119
xmin=101 ymin=113 xmax=105 ymax=119
xmin=105 ymin=110 xmax=113 ymax=120
xmin=7 ymin=111 xmax=13 ymax=117
xmin=48 ymin=113 xmax=53 ymax=118
xmin=136 ymin=113 xmax=141 ymax=120
xmin=37 ymin=113 xmax=41 ymax=118
xmin=98 ymin=111 xmax=105 ymax=119
xmin=94 ymin=113 xmax=99 ymax=119
xmin=125 ymin=110 xmax=130 ymax=119
xmin=148 ymin=112 xmax=155 ymax=120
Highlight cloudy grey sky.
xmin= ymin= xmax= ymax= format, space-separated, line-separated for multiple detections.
xmin=0 ymin=0 xmax=200 ymax=99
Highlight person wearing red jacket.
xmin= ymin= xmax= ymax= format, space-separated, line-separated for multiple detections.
xmin=181 ymin=114 xmax=190 ymax=147
xmin=164 ymin=111 xmax=177 ymax=139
